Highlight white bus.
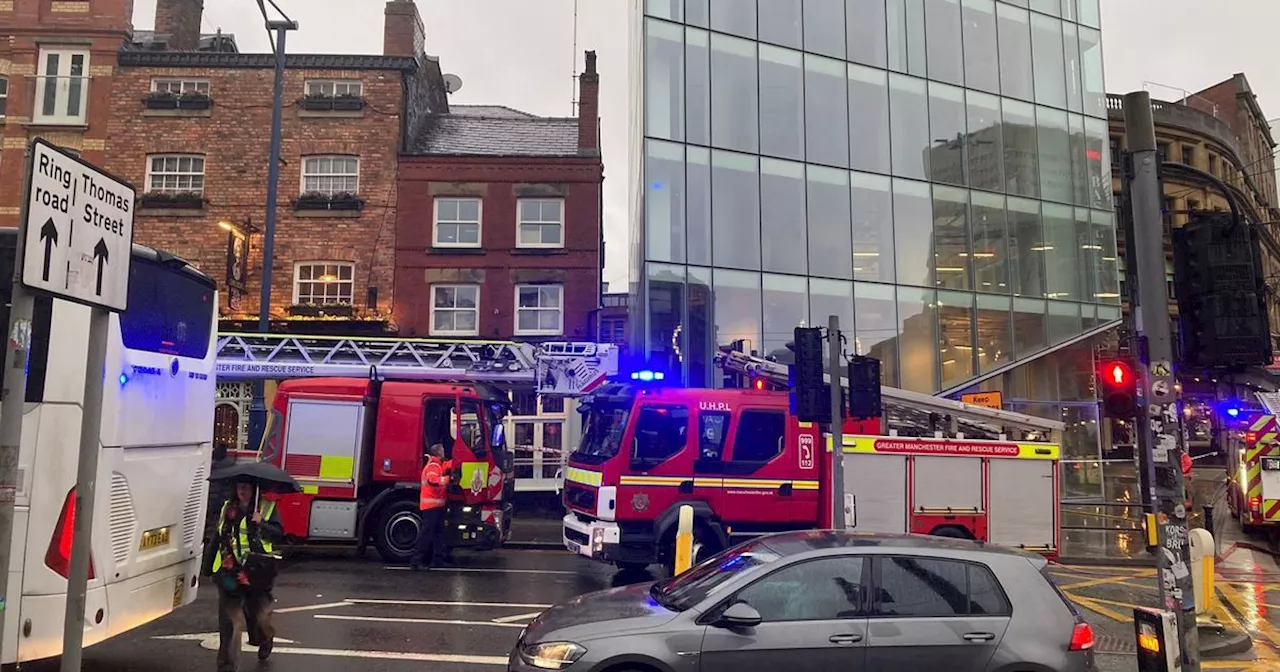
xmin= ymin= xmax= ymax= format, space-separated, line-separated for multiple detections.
xmin=0 ymin=231 xmax=216 ymax=663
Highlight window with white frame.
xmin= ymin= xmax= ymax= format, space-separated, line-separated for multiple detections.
xmin=434 ymin=198 xmax=481 ymax=247
xmin=430 ymin=285 xmax=480 ymax=336
xmin=151 ymin=78 xmax=210 ymax=94
xmin=517 ymin=198 xmax=564 ymax=248
xmin=34 ymin=48 xmax=89 ymax=124
xmin=305 ymin=80 xmax=363 ymax=97
xmin=301 ymin=156 xmax=359 ymax=196
xmin=293 ymin=262 xmax=354 ymax=305
xmin=146 ymin=154 xmax=205 ymax=194
xmin=0 ymin=77 xmax=8 ymax=118
xmin=515 ymin=284 xmax=564 ymax=335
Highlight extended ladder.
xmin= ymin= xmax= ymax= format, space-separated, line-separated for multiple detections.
xmin=215 ymin=333 xmax=620 ymax=395
xmin=714 ymin=349 xmax=1064 ymax=438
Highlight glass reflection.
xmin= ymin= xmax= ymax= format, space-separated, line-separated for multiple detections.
xmin=929 ymin=81 xmax=968 ymax=187
xmin=686 ymin=28 xmax=711 ymax=146
xmin=1003 ymin=99 xmax=1040 ymax=198
xmin=898 ymin=286 xmax=938 ymax=393
xmin=646 ymin=263 xmax=686 ymax=378
xmin=925 ymin=0 xmax=964 ymax=86
xmin=1042 ymin=203 xmax=1080 ymax=300
xmin=938 ymin=290 xmax=975 ymax=390
xmin=763 ymin=274 xmax=809 ymax=356
xmin=804 ymin=0 xmax=846 ymax=58
xmin=997 ymin=4 xmax=1034 ymax=101
xmin=965 ymin=91 xmax=1003 ymax=192
xmin=807 ymin=166 xmax=853 ymax=279
xmin=759 ymin=45 xmax=805 ymax=160
xmin=713 ymin=269 xmax=762 ymax=353
xmin=1031 ymin=13 xmax=1067 ymax=109
xmin=1013 ymin=296 xmax=1047 ymax=356
xmin=645 ymin=19 xmax=684 ymax=142
xmin=805 ymin=54 xmax=849 ymax=168
xmin=1069 ymin=113 xmax=1089 ymax=206
xmin=1047 ymin=301 xmax=1081 ymax=345
xmin=1085 ymin=116 xmax=1111 ymax=208
xmin=975 ymin=294 xmax=1013 ymax=374
xmin=855 ymin=282 xmax=900 ymax=386
xmin=1080 ymin=27 xmax=1106 ymax=118
xmin=711 ymin=0 xmax=756 ymax=38
xmin=688 ymin=267 xmax=713 ymax=387
xmin=711 ymin=150 xmax=760 ymax=270
xmin=962 ymin=0 xmax=999 ymax=94
xmin=1062 ymin=20 xmax=1084 ymax=113
xmin=933 ymin=186 xmax=970 ymax=290
xmin=687 ymin=147 xmax=712 ymax=266
xmin=890 ymin=74 xmax=930 ymax=180
xmin=971 ymin=191 xmax=1010 ymax=293
xmin=852 ymin=172 xmax=896 ymax=283
xmin=761 ymin=158 xmax=808 ymax=275
xmin=1008 ymin=197 xmax=1045 ymax=297
xmin=810 ymin=278 xmax=855 ymax=338
xmin=887 ymin=0 xmax=927 ymax=76
xmin=645 ymin=140 xmax=686 ymax=263
xmin=711 ymin=33 xmax=759 ymax=153
xmin=645 ymin=0 xmax=681 ymax=20
xmin=848 ymin=0 xmax=889 ymax=68
xmin=1037 ymin=106 xmax=1073 ymax=204
xmin=1091 ymin=209 xmax=1120 ymax=302
xmin=848 ymin=64 xmax=891 ymax=174
xmin=893 ymin=178 xmax=934 ymax=287
xmin=758 ymin=0 xmax=802 ymax=48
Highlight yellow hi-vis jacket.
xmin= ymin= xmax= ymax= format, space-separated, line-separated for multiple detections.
xmin=210 ymin=498 xmax=277 ymax=574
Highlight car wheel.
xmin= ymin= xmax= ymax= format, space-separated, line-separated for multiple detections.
xmin=375 ymin=498 xmax=423 ymax=564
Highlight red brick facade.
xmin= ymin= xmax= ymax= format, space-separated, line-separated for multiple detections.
xmin=0 ymin=0 xmax=133 ymax=225
xmin=394 ymin=54 xmax=604 ymax=342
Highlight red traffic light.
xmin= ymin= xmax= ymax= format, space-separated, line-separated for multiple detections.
xmin=1101 ymin=360 xmax=1138 ymax=418
xmin=1106 ymin=362 xmax=1131 ymax=386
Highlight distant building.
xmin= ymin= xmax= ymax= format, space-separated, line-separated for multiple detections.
xmin=598 ymin=292 xmax=629 ymax=350
xmin=392 ymin=53 xmax=603 ymax=342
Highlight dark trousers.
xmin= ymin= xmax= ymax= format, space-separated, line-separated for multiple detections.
xmin=411 ymin=507 xmax=446 ymax=568
xmin=216 ymin=585 xmax=274 ymax=672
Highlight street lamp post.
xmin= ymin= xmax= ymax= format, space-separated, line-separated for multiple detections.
xmin=247 ymin=17 xmax=298 ymax=455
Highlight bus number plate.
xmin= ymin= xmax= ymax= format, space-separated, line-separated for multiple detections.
xmin=172 ymin=576 xmax=184 ymax=608
xmin=1262 ymin=458 xmax=1280 ymax=471
xmin=139 ymin=526 xmax=171 ymax=551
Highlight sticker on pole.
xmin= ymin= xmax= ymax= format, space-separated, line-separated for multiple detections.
xmin=22 ymin=139 xmax=134 ymax=312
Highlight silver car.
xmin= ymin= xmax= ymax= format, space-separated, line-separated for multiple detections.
xmin=510 ymin=531 xmax=1097 ymax=672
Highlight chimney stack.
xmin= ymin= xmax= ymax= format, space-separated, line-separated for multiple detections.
xmin=155 ymin=0 xmax=204 ymax=51
xmin=384 ymin=0 xmax=425 ymax=59
xmin=577 ymin=51 xmax=600 ymax=156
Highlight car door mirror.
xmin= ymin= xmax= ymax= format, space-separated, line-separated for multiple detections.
xmin=715 ymin=602 xmax=762 ymax=629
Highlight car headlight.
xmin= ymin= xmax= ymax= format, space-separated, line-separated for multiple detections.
xmin=519 ymin=641 xmax=587 ymax=670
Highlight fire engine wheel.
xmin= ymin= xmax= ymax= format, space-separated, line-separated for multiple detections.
xmin=375 ymin=499 xmax=422 ymax=564
xmin=929 ymin=526 xmax=972 ymax=540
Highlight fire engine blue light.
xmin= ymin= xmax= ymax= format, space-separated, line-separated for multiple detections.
xmin=630 ymin=370 xmax=665 ymax=382
xmin=1228 ymin=408 xmax=1240 ymax=417
xmin=119 ymin=373 xmax=129 ymax=386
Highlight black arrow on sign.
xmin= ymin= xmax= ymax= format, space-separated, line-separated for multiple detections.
xmin=93 ymin=238 xmax=108 ymax=296
xmin=39 ymin=218 xmax=58 ymax=282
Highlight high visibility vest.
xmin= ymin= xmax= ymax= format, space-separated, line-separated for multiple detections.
xmin=210 ymin=498 xmax=276 ymax=574
xmin=420 ymin=457 xmax=450 ymax=510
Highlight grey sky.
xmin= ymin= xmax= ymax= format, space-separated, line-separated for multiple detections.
xmin=130 ymin=1 xmax=1279 ymax=290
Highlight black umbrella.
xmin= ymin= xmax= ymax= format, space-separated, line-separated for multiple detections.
xmin=209 ymin=461 xmax=302 ymax=494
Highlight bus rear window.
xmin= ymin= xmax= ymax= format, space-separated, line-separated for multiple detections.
xmin=119 ymin=258 xmax=214 ymax=358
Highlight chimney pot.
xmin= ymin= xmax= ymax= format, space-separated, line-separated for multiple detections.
xmin=384 ymin=0 xmax=425 ymax=59
xmin=155 ymin=0 xmax=204 ymax=51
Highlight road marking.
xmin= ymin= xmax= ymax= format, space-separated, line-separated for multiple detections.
xmin=267 ymin=646 xmax=506 ymax=666
xmin=152 ymin=632 xmax=299 ymax=651
xmin=316 ymin=614 xmax=526 ymax=629
xmin=492 ymin=611 xmax=544 ymax=623
xmin=276 ymin=601 xmax=354 ymax=614
xmin=1056 ymin=573 xmax=1154 ymax=591
xmin=383 ymin=565 xmax=576 ymax=576
xmin=1061 ymin=592 xmax=1132 ymax=622
xmin=1215 ymin=582 xmax=1280 ymax=666
xmin=347 ymin=598 xmax=553 ymax=609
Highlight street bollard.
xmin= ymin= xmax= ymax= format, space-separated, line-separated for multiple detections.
xmin=674 ymin=505 xmax=694 ymax=575
xmin=1188 ymin=528 xmax=1216 ymax=615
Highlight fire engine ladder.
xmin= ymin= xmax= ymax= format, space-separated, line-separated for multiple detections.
xmin=215 ymin=332 xmax=620 ymax=395
xmin=715 ymin=349 xmax=1065 ymax=439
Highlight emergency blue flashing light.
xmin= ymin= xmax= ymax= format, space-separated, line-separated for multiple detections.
xmin=630 ymin=370 xmax=665 ymax=382
xmin=1228 ymin=408 xmax=1241 ymax=418
xmin=118 ymin=373 xmax=128 ymax=386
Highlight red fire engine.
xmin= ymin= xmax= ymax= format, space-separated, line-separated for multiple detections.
xmin=215 ymin=334 xmax=618 ymax=563
xmin=561 ymin=350 xmax=1064 ymax=571
xmin=1227 ymin=412 xmax=1280 ymax=533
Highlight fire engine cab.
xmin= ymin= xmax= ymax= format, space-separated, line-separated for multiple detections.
xmin=215 ymin=333 xmax=618 ymax=563
xmin=1227 ymin=412 xmax=1280 ymax=533
xmin=562 ymin=350 xmax=1064 ymax=571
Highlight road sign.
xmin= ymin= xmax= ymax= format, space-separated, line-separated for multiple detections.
xmin=961 ymin=391 xmax=1004 ymax=410
xmin=22 ymin=139 xmax=134 ymax=312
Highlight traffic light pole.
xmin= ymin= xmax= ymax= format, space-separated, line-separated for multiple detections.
xmin=1123 ymin=91 xmax=1200 ymax=669
xmin=828 ymin=315 xmax=845 ymax=531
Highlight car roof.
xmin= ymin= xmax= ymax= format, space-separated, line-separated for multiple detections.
xmin=753 ymin=530 xmax=1048 ymax=564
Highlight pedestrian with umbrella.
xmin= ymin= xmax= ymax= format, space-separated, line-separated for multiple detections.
xmin=204 ymin=462 xmax=298 ymax=672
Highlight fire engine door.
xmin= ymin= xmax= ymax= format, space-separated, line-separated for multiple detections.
xmin=453 ymin=399 xmax=497 ymax=502
xmin=621 ymin=404 xmax=694 ymax=520
xmin=689 ymin=410 xmax=729 ymax=518
xmin=720 ymin=409 xmax=796 ymax=525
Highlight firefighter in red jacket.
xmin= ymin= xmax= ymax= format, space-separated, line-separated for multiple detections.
xmin=411 ymin=443 xmax=452 ymax=570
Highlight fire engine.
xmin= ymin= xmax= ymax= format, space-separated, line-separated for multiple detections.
xmin=215 ymin=333 xmax=618 ymax=563
xmin=562 ymin=349 xmax=1065 ymax=571
xmin=1226 ymin=412 xmax=1280 ymax=533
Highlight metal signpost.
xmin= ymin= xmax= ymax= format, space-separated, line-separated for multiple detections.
xmin=18 ymin=139 xmax=134 ymax=672
xmin=828 ymin=316 xmax=845 ymax=530
xmin=1122 ymin=92 xmax=1200 ymax=670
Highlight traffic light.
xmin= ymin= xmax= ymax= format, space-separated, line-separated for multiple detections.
xmin=847 ymin=356 xmax=883 ymax=420
xmin=1101 ymin=360 xmax=1138 ymax=418
xmin=790 ymin=327 xmax=826 ymax=422
xmin=1172 ymin=212 xmax=1272 ymax=367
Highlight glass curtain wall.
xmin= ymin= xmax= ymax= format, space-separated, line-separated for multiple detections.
xmin=636 ymin=0 xmax=1118 ymax=393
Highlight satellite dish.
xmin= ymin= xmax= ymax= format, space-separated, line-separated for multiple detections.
xmin=443 ymin=74 xmax=463 ymax=94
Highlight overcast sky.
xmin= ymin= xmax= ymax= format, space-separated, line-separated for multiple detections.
xmin=130 ymin=0 xmax=1280 ymax=289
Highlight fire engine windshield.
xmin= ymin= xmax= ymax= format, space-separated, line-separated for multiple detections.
xmin=572 ymin=403 xmax=630 ymax=463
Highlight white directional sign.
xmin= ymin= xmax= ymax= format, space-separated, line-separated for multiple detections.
xmin=22 ymin=139 xmax=134 ymax=312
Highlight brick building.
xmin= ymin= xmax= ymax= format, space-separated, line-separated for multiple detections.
xmin=99 ymin=0 xmax=439 ymax=334
xmin=393 ymin=52 xmax=603 ymax=342
xmin=0 ymin=0 xmax=134 ymax=222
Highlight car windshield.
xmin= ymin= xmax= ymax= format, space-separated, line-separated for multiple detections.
xmin=572 ymin=403 xmax=631 ymax=462
xmin=650 ymin=540 xmax=782 ymax=611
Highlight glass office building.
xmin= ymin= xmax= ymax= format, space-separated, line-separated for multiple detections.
xmin=630 ymin=0 xmax=1124 ymax=397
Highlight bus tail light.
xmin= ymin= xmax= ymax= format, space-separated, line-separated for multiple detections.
xmin=45 ymin=488 xmax=95 ymax=581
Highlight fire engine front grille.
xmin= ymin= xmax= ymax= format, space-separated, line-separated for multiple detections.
xmin=565 ymin=526 xmax=589 ymax=546
xmin=565 ymin=484 xmax=596 ymax=511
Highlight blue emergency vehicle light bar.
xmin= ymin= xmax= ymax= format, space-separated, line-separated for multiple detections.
xmin=119 ymin=373 xmax=129 ymax=386
xmin=1228 ymin=408 xmax=1240 ymax=418
xmin=630 ymin=370 xmax=665 ymax=382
